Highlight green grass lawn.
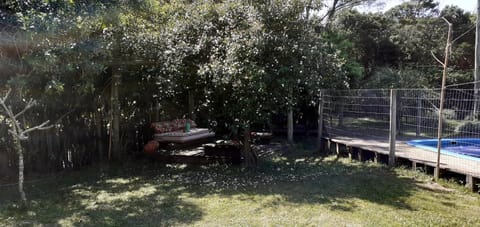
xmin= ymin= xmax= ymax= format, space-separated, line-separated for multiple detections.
xmin=1 ymin=144 xmax=480 ymax=226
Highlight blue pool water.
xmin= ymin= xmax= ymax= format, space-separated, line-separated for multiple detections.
xmin=407 ymin=138 xmax=480 ymax=161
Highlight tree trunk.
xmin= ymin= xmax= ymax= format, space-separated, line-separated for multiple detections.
xmin=155 ymin=102 xmax=160 ymax=122
xmin=188 ymin=90 xmax=195 ymax=120
xmin=435 ymin=19 xmax=453 ymax=181
xmin=109 ymin=70 xmax=121 ymax=160
xmin=327 ymin=0 xmax=340 ymax=24
xmin=94 ymin=111 xmax=102 ymax=161
xmin=243 ymin=126 xmax=257 ymax=168
xmin=287 ymin=107 xmax=294 ymax=144
xmin=14 ymin=136 xmax=27 ymax=205
xmin=305 ymin=0 xmax=312 ymax=19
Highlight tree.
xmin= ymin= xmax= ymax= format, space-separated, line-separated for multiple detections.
xmin=323 ymin=0 xmax=378 ymax=24
xmin=197 ymin=1 xmax=267 ymax=168
xmin=386 ymin=0 xmax=439 ymax=23
xmin=334 ymin=10 xmax=399 ymax=86
xmin=0 ymin=88 xmax=52 ymax=205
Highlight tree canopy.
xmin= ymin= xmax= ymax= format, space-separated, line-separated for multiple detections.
xmin=0 ymin=0 xmax=477 ymax=171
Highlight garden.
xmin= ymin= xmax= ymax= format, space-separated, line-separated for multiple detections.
xmin=1 ymin=0 xmax=480 ymax=226
xmin=2 ymin=141 xmax=480 ymax=226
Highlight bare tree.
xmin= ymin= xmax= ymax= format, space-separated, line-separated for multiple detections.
xmin=0 ymin=89 xmax=52 ymax=205
xmin=431 ymin=17 xmax=452 ymax=181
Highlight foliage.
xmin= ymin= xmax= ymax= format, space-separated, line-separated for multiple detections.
xmin=454 ymin=121 xmax=480 ymax=135
xmin=363 ymin=67 xmax=430 ymax=88
xmin=0 ymin=0 xmax=478 ymax=172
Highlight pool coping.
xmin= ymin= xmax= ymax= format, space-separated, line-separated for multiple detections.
xmin=407 ymin=138 xmax=480 ymax=162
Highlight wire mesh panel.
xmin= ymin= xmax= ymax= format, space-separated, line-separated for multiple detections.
xmin=323 ymin=89 xmax=480 ymax=140
xmin=398 ymin=89 xmax=480 ymax=140
xmin=323 ymin=89 xmax=391 ymax=139
xmin=322 ymin=88 xmax=480 ymax=181
xmin=398 ymin=89 xmax=442 ymax=138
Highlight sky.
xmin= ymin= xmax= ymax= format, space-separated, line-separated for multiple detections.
xmin=383 ymin=0 xmax=477 ymax=12
xmin=437 ymin=0 xmax=476 ymax=12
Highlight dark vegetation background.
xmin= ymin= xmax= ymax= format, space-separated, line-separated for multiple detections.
xmin=0 ymin=0 xmax=476 ymax=180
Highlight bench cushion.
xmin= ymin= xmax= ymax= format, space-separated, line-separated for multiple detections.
xmin=153 ymin=128 xmax=214 ymax=143
xmin=151 ymin=119 xmax=197 ymax=133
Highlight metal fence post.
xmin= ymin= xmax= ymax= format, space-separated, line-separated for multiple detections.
xmin=317 ymin=91 xmax=324 ymax=152
xmin=389 ymin=89 xmax=397 ymax=167
xmin=416 ymin=95 xmax=422 ymax=136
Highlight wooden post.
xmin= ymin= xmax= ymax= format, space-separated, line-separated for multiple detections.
xmin=357 ymin=149 xmax=363 ymax=162
xmin=338 ymin=102 xmax=344 ymax=127
xmin=327 ymin=139 xmax=332 ymax=154
xmin=416 ymin=97 xmax=422 ymax=136
xmin=94 ymin=110 xmax=104 ymax=161
xmin=336 ymin=142 xmax=340 ymax=158
xmin=348 ymin=146 xmax=353 ymax=161
xmin=474 ymin=0 xmax=480 ymax=116
xmin=434 ymin=167 xmax=441 ymax=180
xmin=317 ymin=92 xmax=324 ymax=152
xmin=466 ymin=175 xmax=479 ymax=192
xmin=109 ymin=69 xmax=121 ymax=161
xmin=288 ymin=107 xmax=294 ymax=144
xmin=389 ymin=89 xmax=397 ymax=167
xmin=435 ymin=18 xmax=453 ymax=181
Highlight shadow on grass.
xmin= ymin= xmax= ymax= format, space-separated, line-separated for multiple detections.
xmin=0 ymin=141 xmax=418 ymax=225
xmin=0 ymin=163 xmax=204 ymax=226
xmin=182 ymin=155 xmax=416 ymax=212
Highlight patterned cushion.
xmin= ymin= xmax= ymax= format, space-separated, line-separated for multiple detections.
xmin=156 ymin=128 xmax=210 ymax=137
xmin=151 ymin=119 xmax=198 ymax=133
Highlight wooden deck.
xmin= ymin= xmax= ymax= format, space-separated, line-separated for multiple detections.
xmin=324 ymin=132 xmax=480 ymax=191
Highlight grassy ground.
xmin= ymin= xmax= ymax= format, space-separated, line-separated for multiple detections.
xmin=1 ymin=142 xmax=480 ymax=226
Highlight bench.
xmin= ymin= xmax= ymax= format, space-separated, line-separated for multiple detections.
xmin=144 ymin=119 xmax=215 ymax=153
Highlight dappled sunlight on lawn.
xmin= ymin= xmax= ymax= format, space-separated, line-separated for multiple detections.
xmin=1 ymin=143 xmax=480 ymax=226
xmin=72 ymin=184 xmax=157 ymax=208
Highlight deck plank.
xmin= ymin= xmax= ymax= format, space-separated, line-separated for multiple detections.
xmin=327 ymin=134 xmax=480 ymax=178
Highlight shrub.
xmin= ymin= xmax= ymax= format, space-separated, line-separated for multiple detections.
xmin=454 ymin=121 xmax=480 ymax=136
xmin=440 ymin=109 xmax=456 ymax=120
xmin=463 ymin=112 xmax=480 ymax=121
xmin=421 ymin=110 xmax=447 ymax=128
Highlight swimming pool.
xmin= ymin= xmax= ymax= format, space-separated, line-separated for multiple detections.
xmin=407 ymin=138 xmax=480 ymax=162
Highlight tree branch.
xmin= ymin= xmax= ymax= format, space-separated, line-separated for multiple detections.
xmin=21 ymin=120 xmax=52 ymax=136
xmin=0 ymin=89 xmax=11 ymax=103
xmin=441 ymin=17 xmax=452 ymax=26
xmin=431 ymin=51 xmax=445 ymax=67
xmin=54 ymin=108 xmax=76 ymax=124
xmin=8 ymin=129 xmax=26 ymax=140
xmin=0 ymin=90 xmax=18 ymax=125
xmin=14 ymin=99 xmax=36 ymax=119
xmin=1 ymin=89 xmax=52 ymax=140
